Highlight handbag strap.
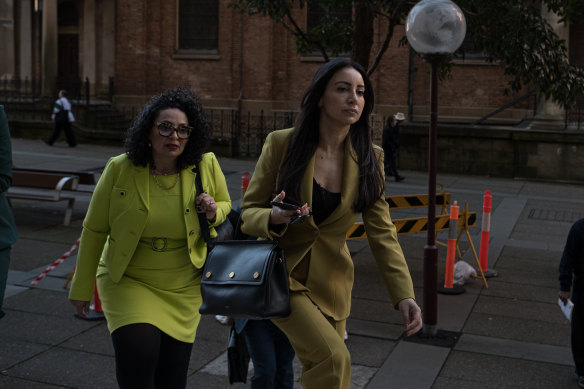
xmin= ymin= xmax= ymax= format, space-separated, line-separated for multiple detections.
xmin=192 ymin=165 xmax=252 ymax=244
xmin=192 ymin=165 xmax=214 ymax=248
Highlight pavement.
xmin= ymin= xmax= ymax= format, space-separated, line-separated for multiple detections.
xmin=1 ymin=137 xmax=583 ymax=388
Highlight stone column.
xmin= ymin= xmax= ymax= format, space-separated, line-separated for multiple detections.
xmin=98 ymin=0 xmax=116 ymax=97
xmin=83 ymin=0 xmax=96 ymax=96
xmin=0 ymin=0 xmax=15 ymax=79
xmin=42 ymin=0 xmax=58 ymax=96
xmin=18 ymin=0 xmax=33 ymax=79
xmin=532 ymin=3 xmax=569 ymax=130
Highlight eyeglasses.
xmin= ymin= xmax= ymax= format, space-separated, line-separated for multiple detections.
xmin=155 ymin=121 xmax=192 ymax=140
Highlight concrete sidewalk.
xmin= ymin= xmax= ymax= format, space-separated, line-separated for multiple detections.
xmin=1 ymin=137 xmax=583 ymax=388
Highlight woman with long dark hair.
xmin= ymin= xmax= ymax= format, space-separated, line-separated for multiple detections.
xmin=69 ymin=86 xmax=231 ymax=388
xmin=240 ymin=59 xmax=422 ymax=388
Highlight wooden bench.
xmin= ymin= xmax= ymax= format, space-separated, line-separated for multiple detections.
xmin=12 ymin=168 xmax=99 ymax=193
xmin=6 ymin=171 xmax=81 ymax=226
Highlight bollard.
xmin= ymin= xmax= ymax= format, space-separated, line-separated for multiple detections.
xmin=438 ymin=201 xmax=465 ymax=295
xmin=444 ymin=201 xmax=459 ymax=288
xmin=479 ymin=190 xmax=498 ymax=277
xmin=241 ymin=171 xmax=250 ymax=194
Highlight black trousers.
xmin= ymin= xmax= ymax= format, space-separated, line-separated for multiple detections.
xmin=47 ymin=120 xmax=76 ymax=146
xmin=573 ymin=302 xmax=584 ymax=376
xmin=111 ymin=323 xmax=193 ymax=389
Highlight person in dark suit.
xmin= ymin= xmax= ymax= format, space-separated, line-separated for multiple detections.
xmin=559 ymin=218 xmax=584 ymax=388
xmin=382 ymin=112 xmax=405 ymax=182
xmin=0 ymin=106 xmax=18 ymax=319
xmin=240 ymin=59 xmax=421 ymax=388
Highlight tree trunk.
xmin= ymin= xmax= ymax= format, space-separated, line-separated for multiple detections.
xmin=352 ymin=4 xmax=374 ymax=70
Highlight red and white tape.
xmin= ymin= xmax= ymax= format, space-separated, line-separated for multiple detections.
xmin=31 ymin=238 xmax=80 ymax=286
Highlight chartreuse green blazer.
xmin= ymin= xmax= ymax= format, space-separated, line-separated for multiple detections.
xmin=240 ymin=128 xmax=415 ymax=321
xmin=69 ymin=152 xmax=231 ymax=302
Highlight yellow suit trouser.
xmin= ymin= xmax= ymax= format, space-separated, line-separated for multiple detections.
xmin=273 ymin=292 xmax=350 ymax=389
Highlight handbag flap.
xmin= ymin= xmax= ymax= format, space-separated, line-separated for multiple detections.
xmin=202 ymin=240 xmax=282 ymax=286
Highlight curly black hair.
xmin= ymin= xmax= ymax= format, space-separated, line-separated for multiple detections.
xmin=124 ymin=86 xmax=211 ymax=169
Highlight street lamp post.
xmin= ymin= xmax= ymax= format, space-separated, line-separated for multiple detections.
xmin=405 ymin=0 xmax=466 ymax=336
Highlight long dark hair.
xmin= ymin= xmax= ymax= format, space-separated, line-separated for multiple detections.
xmin=277 ymin=59 xmax=384 ymax=213
xmin=124 ymin=86 xmax=211 ymax=169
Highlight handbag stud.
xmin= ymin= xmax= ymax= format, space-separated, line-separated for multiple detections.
xmin=229 ymin=272 xmax=235 ymax=278
xmin=253 ymin=272 xmax=260 ymax=279
xmin=205 ymin=272 xmax=212 ymax=278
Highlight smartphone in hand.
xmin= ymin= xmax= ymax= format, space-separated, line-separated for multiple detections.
xmin=270 ymin=201 xmax=299 ymax=210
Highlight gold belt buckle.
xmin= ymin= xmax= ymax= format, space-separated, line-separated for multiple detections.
xmin=151 ymin=237 xmax=167 ymax=252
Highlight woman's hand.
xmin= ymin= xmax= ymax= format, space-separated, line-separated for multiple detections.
xmin=196 ymin=193 xmax=218 ymax=221
xmin=70 ymin=299 xmax=91 ymax=318
xmin=398 ymin=298 xmax=422 ymax=336
xmin=269 ymin=191 xmax=310 ymax=225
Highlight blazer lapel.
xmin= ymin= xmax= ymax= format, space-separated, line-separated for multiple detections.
xmin=134 ymin=164 xmax=150 ymax=210
xmin=183 ymin=167 xmax=197 ymax=208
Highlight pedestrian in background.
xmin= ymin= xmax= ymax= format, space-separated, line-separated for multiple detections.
xmin=0 ymin=106 xmax=18 ymax=319
xmin=559 ymin=218 xmax=584 ymax=388
xmin=68 ymin=86 xmax=231 ymax=389
xmin=382 ymin=112 xmax=405 ymax=182
xmin=240 ymin=59 xmax=422 ymax=389
xmin=45 ymin=89 xmax=77 ymax=147
xmin=234 ymin=317 xmax=295 ymax=388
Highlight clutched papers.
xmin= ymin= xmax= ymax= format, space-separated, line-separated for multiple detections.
xmin=558 ymin=297 xmax=574 ymax=320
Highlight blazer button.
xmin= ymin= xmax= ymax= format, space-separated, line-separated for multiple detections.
xmin=189 ymin=230 xmax=195 ymax=236
xmin=185 ymin=208 xmax=190 ymax=214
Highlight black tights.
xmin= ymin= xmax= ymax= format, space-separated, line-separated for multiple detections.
xmin=111 ymin=323 xmax=193 ymax=389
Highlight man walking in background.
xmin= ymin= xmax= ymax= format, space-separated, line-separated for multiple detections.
xmin=382 ymin=112 xmax=405 ymax=182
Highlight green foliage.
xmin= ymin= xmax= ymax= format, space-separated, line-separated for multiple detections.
xmin=229 ymin=0 xmax=584 ymax=107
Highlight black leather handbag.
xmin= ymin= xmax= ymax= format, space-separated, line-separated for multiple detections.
xmin=194 ymin=167 xmax=291 ymax=319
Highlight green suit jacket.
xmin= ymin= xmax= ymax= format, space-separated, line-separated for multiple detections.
xmin=69 ymin=152 xmax=231 ymax=302
xmin=240 ymin=129 xmax=415 ymax=321
xmin=0 ymin=106 xmax=17 ymax=250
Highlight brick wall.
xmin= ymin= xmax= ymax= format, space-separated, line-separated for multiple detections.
xmin=114 ymin=1 xmax=544 ymax=121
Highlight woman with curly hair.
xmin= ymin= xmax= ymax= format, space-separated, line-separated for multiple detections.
xmin=69 ymin=86 xmax=231 ymax=388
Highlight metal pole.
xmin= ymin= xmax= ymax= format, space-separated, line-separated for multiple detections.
xmin=423 ymin=59 xmax=439 ymax=336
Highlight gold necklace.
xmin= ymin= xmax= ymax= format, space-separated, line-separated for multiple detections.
xmin=152 ymin=173 xmax=180 ymax=190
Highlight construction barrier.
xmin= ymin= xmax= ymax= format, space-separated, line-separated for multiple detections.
xmin=444 ymin=201 xmax=459 ymax=289
xmin=479 ymin=190 xmax=498 ymax=277
xmin=31 ymin=238 xmax=80 ymax=286
xmin=346 ymin=211 xmax=476 ymax=240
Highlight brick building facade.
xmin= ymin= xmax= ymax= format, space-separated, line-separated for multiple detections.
xmin=1 ymin=0 xmax=582 ymax=126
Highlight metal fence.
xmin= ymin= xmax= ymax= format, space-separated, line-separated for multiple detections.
xmin=566 ymin=100 xmax=584 ymax=130
xmin=0 ymin=77 xmax=42 ymax=102
xmin=204 ymin=109 xmax=386 ymax=157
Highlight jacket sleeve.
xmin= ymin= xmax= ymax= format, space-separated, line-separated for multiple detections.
xmin=240 ymin=131 xmax=289 ymax=239
xmin=68 ymin=158 xmax=116 ymax=301
xmin=362 ymin=148 xmax=415 ymax=308
xmin=206 ymin=153 xmax=231 ymax=228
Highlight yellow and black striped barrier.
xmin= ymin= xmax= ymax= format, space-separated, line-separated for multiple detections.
xmin=346 ymin=212 xmax=477 ymax=240
xmin=386 ymin=193 xmax=450 ymax=210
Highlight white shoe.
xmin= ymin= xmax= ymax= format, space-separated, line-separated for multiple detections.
xmin=215 ymin=315 xmax=230 ymax=325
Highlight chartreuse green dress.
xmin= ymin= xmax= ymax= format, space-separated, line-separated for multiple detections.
xmin=96 ymin=174 xmax=202 ymax=343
